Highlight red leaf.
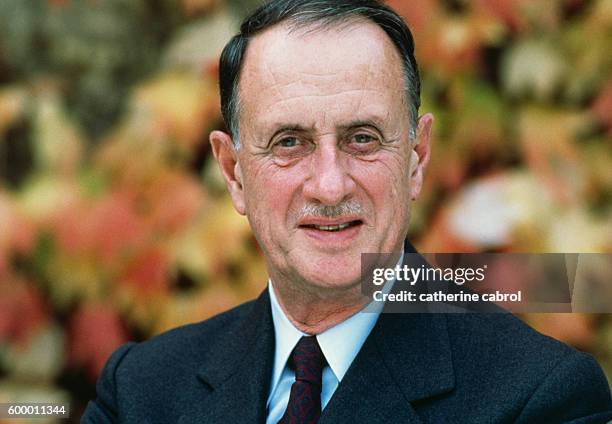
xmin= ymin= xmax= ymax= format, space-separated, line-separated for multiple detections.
xmin=592 ymin=81 xmax=612 ymax=134
xmin=68 ymin=303 xmax=128 ymax=380
xmin=0 ymin=278 xmax=48 ymax=346
xmin=118 ymin=247 xmax=170 ymax=296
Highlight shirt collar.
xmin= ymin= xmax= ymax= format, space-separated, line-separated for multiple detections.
xmin=268 ymin=281 xmax=307 ymax=401
xmin=267 ymin=250 xmax=403 ymax=402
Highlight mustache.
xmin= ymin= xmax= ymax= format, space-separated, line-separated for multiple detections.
xmin=297 ymin=200 xmax=365 ymax=219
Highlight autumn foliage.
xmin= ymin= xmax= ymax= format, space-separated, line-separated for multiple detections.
xmin=0 ymin=0 xmax=610 ymax=419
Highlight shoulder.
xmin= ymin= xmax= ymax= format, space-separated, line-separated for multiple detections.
xmin=441 ymin=313 xmax=612 ymax=420
xmin=443 ymin=312 xmax=583 ymax=377
xmin=82 ymin=298 xmax=263 ymax=422
xmin=122 ymin=298 xmax=258 ymax=370
xmin=445 ymin=311 xmax=571 ymax=354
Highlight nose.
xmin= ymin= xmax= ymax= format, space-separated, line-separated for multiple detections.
xmin=302 ymin=140 xmax=356 ymax=205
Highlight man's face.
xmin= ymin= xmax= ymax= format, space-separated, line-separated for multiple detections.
xmin=212 ymin=20 xmax=431 ymax=292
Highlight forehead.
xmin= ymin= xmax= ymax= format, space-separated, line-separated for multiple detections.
xmin=237 ymin=19 xmax=407 ymax=133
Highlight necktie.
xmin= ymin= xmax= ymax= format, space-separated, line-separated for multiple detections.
xmin=278 ymin=336 xmax=325 ymax=424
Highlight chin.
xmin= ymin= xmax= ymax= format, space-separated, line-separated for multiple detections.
xmin=295 ymin=255 xmax=364 ymax=291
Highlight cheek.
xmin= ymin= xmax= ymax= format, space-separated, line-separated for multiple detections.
xmin=241 ymin=161 xmax=302 ymax=231
xmin=350 ymin=154 xmax=411 ymax=210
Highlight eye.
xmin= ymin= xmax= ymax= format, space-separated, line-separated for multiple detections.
xmin=343 ymin=131 xmax=381 ymax=155
xmin=270 ymin=135 xmax=314 ymax=159
xmin=278 ymin=137 xmax=299 ymax=148
xmin=354 ymin=134 xmax=377 ymax=144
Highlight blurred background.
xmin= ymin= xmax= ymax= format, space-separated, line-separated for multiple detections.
xmin=0 ymin=0 xmax=610 ymax=421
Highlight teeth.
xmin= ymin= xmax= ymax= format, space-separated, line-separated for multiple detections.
xmin=314 ymin=223 xmax=351 ymax=231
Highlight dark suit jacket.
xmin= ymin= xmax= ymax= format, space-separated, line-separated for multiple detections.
xmin=82 ymin=252 xmax=612 ymax=423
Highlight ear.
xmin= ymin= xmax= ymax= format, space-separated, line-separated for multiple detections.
xmin=209 ymin=130 xmax=246 ymax=215
xmin=409 ymin=113 xmax=433 ymax=200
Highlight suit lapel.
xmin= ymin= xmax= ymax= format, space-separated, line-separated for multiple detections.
xmin=180 ymin=290 xmax=275 ymax=423
xmin=318 ymin=319 xmax=423 ymax=424
xmin=373 ymin=313 xmax=455 ymax=402
xmin=320 ymin=310 xmax=455 ymax=423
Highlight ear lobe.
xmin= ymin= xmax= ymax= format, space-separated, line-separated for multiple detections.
xmin=210 ymin=130 xmax=246 ymax=215
xmin=409 ymin=113 xmax=434 ymax=200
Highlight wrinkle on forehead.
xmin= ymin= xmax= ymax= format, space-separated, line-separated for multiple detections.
xmin=241 ymin=18 xmax=404 ymax=90
xmin=238 ymin=18 xmax=408 ymax=142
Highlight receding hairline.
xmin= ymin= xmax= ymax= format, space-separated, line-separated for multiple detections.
xmin=235 ymin=17 xmax=411 ymax=131
xmin=240 ymin=16 xmax=405 ymax=76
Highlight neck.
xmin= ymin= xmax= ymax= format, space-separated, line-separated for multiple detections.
xmin=271 ymin=278 xmax=368 ymax=334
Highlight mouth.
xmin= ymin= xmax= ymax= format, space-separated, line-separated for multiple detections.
xmin=297 ymin=218 xmax=364 ymax=248
xmin=298 ymin=220 xmax=363 ymax=232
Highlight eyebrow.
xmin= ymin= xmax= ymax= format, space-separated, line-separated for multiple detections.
xmin=267 ymin=117 xmax=386 ymax=142
xmin=338 ymin=119 xmax=385 ymax=132
xmin=269 ymin=125 xmax=311 ymax=140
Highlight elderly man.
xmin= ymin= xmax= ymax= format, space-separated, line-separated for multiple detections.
xmin=83 ymin=0 xmax=612 ymax=422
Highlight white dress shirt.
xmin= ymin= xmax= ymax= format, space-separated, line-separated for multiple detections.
xmin=265 ymin=252 xmax=401 ymax=423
